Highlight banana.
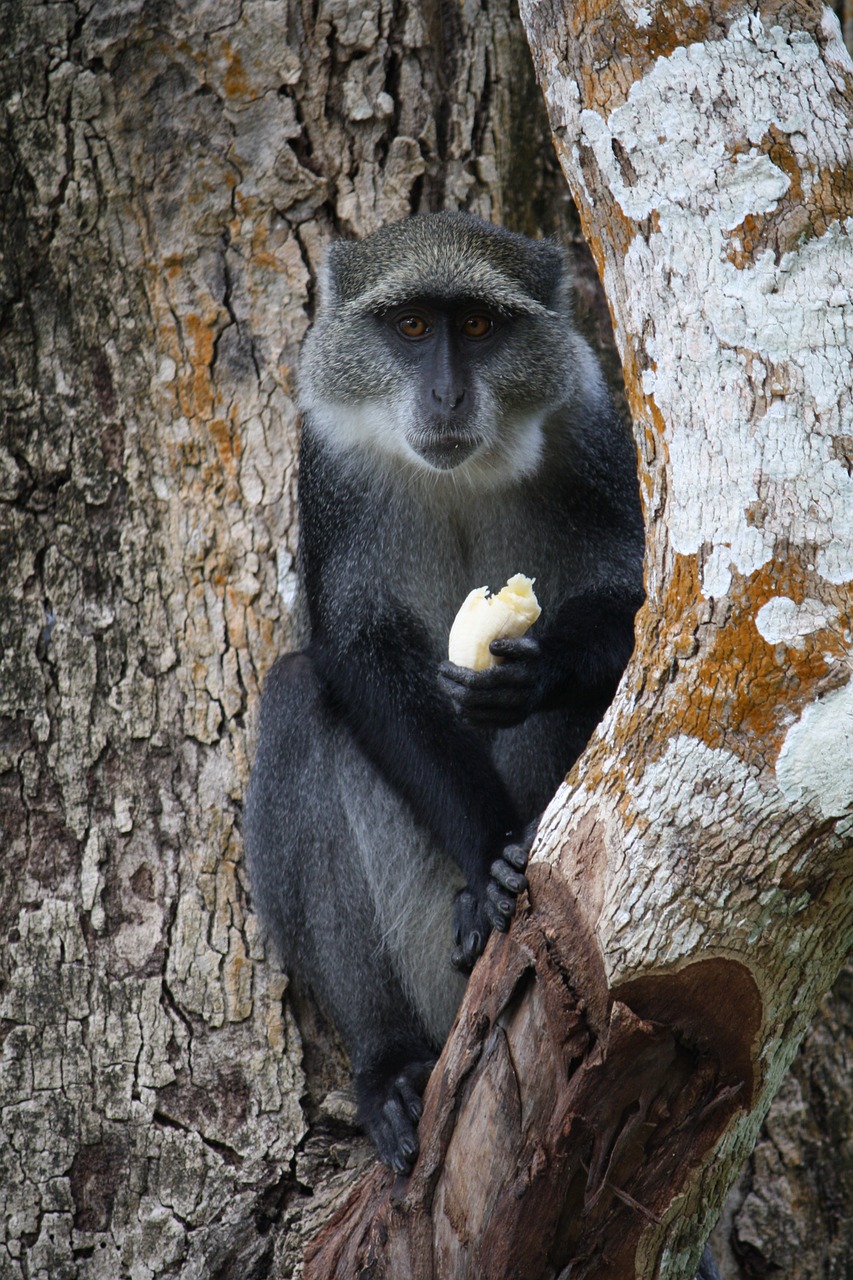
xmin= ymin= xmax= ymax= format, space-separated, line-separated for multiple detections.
xmin=447 ymin=574 xmax=541 ymax=670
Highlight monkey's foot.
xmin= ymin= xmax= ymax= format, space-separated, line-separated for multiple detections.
xmin=451 ymin=887 xmax=489 ymax=971
xmin=485 ymin=848 xmax=529 ymax=931
xmin=357 ymin=1056 xmax=436 ymax=1175
xmin=451 ymin=835 xmax=532 ymax=971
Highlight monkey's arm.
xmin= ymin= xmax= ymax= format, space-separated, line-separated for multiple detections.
xmin=309 ymin=608 xmax=525 ymax=886
xmin=440 ymin=588 xmax=644 ymax=729
xmin=309 ymin=613 xmax=530 ymax=969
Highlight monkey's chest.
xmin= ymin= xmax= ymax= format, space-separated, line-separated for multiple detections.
xmin=379 ymin=492 xmax=561 ymax=657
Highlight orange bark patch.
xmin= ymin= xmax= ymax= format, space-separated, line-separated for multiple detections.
xmin=208 ymin=411 xmax=242 ymax=482
xmin=183 ymin=312 xmax=217 ymax=421
xmin=624 ymin=549 xmax=848 ymax=772
xmin=565 ymin=0 xmax=753 ymax=113
xmin=726 ymin=128 xmax=850 ymax=266
xmin=223 ymin=48 xmax=248 ymax=99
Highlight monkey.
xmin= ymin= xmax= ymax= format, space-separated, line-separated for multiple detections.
xmin=244 ymin=211 xmax=645 ymax=1176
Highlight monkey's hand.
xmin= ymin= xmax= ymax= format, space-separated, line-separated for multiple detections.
xmin=358 ymin=1055 xmax=436 ymax=1175
xmin=439 ymin=635 xmax=541 ymax=729
xmin=451 ymin=838 xmax=530 ymax=971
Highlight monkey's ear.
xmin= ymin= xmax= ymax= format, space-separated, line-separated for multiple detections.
xmin=528 ymin=240 xmax=577 ymax=319
xmin=536 ymin=240 xmax=574 ymax=311
xmin=317 ymin=239 xmax=361 ymax=311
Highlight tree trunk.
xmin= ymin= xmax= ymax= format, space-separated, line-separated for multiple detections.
xmin=2 ymin=2 xmax=852 ymax=1278
xmin=710 ymin=967 xmax=853 ymax=1277
xmin=0 ymin=1 xmax=571 ymax=1276
xmin=306 ymin=4 xmax=853 ymax=1278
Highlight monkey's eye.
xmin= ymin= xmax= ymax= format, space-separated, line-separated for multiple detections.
xmin=461 ymin=314 xmax=493 ymax=340
xmin=397 ymin=315 xmax=431 ymax=340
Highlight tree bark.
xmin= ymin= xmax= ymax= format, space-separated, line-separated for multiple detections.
xmin=0 ymin=1 xmax=573 ymax=1276
xmin=2 ymin=1 xmax=852 ymax=1278
xmin=306 ymin=4 xmax=853 ymax=1278
xmin=710 ymin=967 xmax=853 ymax=1277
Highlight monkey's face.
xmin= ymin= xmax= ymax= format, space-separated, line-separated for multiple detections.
xmin=300 ymin=295 xmax=573 ymax=485
xmin=379 ymin=298 xmax=510 ymax=471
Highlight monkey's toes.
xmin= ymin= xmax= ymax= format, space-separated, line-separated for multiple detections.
xmin=451 ymin=887 xmax=490 ymax=970
xmin=370 ymin=1062 xmax=435 ymax=1174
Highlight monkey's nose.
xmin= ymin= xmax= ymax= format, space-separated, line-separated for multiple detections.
xmin=432 ymin=386 xmax=466 ymax=411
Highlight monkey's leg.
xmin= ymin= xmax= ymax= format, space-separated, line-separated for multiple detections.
xmin=245 ymin=652 xmax=466 ymax=1173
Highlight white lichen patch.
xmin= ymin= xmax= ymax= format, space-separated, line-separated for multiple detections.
xmin=776 ymin=680 xmax=853 ymax=819
xmin=756 ymin=595 xmax=840 ymax=646
xmin=629 ymin=734 xmax=766 ymax=832
xmin=620 ymin=0 xmax=655 ymax=29
xmin=588 ymin=734 xmax=806 ymax=976
xmin=564 ymin=693 xmax=853 ymax=977
xmin=564 ymin=12 xmax=853 ymax=598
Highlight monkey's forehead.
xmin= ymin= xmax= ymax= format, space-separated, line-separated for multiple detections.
xmin=325 ymin=213 xmax=565 ymax=317
xmin=337 ymin=273 xmax=557 ymax=319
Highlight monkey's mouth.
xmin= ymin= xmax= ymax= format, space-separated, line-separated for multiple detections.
xmin=410 ymin=432 xmax=482 ymax=470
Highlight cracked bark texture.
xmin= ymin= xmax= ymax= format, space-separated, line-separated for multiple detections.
xmin=2 ymin=1 xmax=852 ymax=1278
xmin=522 ymin=6 xmax=853 ymax=1274
xmin=0 ymin=0 xmax=573 ymax=1276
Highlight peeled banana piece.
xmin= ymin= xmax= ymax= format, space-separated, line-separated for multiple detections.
xmin=448 ymin=573 xmax=541 ymax=670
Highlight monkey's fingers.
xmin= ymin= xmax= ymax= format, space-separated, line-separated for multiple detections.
xmin=488 ymin=635 xmax=541 ymax=662
xmin=485 ymin=878 xmax=517 ymax=931
xmin=439 ymin=668 xmax=533 ymax=728
xmin=439 ymin=659 xmax=535 ymax=690
xmin=502 ymin=819 xmax=539 ymax=871
xmin=484 ymin=847 xmax=532 ymax=932
xmin=502 ymin=841 xmax=530 ymax=872
xmin=395 ymin=1075 xmax=424 ymax=1123
xmin=376 ymin=1058 xmax=437 ymax=1174
xmin=375 ymin=1093 xmax=420 ymax=1174
xmin=452 ymin=887 xmax=491 ymax=969
xmin=490 ymin=858 xmax=528 ymax=895
xmin=451 ymin=932 xmax=484 ymax=971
